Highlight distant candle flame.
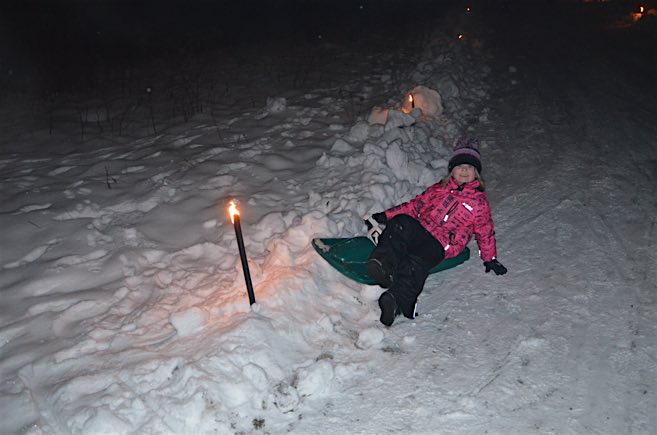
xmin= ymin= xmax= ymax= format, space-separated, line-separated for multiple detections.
xmin=639 ymin=5 xmax=645 ymax=13
xmin=466 ymin=6 xmax=471 ymax=12
xmin=408 ymin=93 xmax=414 ymax=108
xmin=458 ymin=34 xmax=464 ymax=40
xmin=228 ymin=200 xmax=240 ymax=224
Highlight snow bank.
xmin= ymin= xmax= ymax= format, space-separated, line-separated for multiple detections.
xmin=0 ymin=12 xmax=496 ymax=434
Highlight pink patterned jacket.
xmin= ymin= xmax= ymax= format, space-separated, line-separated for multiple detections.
xmin=384 ymin=177 xmax=498 ymax=261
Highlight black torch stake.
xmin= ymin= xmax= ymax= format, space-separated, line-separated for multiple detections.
xmin=229 ymin=201 xmax=255 ymax=305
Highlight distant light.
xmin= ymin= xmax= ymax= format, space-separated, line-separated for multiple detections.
xmin=466 ymin=6 xmax=471 ymax=13
xmin=409 ymin=93 xmax=414 ymax=108
xmin=457 ymin=34 xmax=464 ymax=40
xmin=639 ymin=6 xmax=645 ymax=13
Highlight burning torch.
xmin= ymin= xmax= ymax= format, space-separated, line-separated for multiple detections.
xmin=228 ymin=199 xmax=256 ymax=305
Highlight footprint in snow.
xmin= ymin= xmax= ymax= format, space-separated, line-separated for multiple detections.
xmin=13 ymin=203 xmax=52 ymax=214
xmin=53 ymin=249 xmax=109 ymax=268
xmin=3 ymin=239 xmax=59 ymax=269
xmin=48 ymin=166 xmax=75 ymax=176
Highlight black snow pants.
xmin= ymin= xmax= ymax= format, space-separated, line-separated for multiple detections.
xmin=368 ymin=214 xmax=445 ymax=318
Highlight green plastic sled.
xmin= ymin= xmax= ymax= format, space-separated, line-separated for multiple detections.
xmin=312 ymin=236 xmax=470 ymax=285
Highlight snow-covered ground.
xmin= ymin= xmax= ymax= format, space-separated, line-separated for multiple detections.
xmin=1 ymin=2 xmax=656 ymax=434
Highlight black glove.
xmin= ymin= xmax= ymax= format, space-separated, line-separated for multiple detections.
xmin=484 ymin=259 xmax=507 ymax=275
xmin=364 ymin=212 xmax=387 ymax=230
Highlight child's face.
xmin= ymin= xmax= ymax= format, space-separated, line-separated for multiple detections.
xmin=451 ymin=164 xmax=476 ymax=184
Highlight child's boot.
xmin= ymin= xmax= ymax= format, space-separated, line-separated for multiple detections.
xmin=378 ymin=290 xmax=401 ymax=326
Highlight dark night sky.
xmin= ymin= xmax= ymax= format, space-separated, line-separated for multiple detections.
xmin=1 ymin=1 xmax=654 ymax=95
xmin=1 ymin=0 xmax=463 ymax=92
xmin=1 ymin=0 xmax=454 ymax=57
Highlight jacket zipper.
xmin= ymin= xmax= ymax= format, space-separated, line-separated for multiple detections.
xmin=443 ymin=202 xmax=458 ymax=222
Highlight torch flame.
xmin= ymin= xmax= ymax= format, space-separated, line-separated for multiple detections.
xmin=228 ymin=200 xmax=240 ymax=224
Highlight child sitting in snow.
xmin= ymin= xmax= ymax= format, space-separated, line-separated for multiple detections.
xmin=365 ymin=137 xmax=507 ymax=326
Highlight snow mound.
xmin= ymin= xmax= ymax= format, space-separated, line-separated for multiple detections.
xmin=402 ymin=85 xmax=444 ymax=117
